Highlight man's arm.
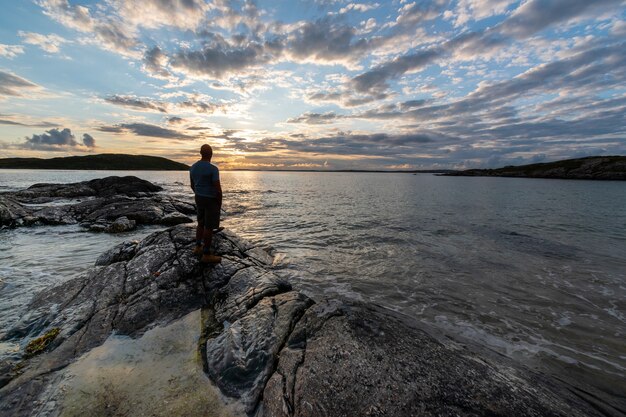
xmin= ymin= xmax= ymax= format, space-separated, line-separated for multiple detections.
xmin=190 ymin=173 xmax=195 ymax=192
xmin=213 ymin=181 xmax=222 ymax=206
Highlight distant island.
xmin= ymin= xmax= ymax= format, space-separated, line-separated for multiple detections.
xmin=0 ymin=154 xmax=189 ymax=171
xmin=443 ymin=156 xmax=626 ymax=180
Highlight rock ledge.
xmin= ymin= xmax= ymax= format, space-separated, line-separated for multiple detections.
xmin=0 ymin=224 xmax=615 ymax=417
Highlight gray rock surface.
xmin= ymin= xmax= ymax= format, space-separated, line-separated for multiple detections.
xmin=0 ymin=223 xmax=617 ymax=417
xmin=262 ymin=301 xmax=622 ymax=417
xmin=105 ymin=216 xmax=136 ymax=233
xmin=13 ymin=175 xmax=162 ymax=200
xmin=0 ymin=195 xmax=34 ymax=227
xmin=0 ymin=176 xmax=194 ymax=231
xmin=94 ymin=239 xmax=139 ymax=266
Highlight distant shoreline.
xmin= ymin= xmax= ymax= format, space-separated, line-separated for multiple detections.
xmin=0 ymin=166 xmax=454 ymax=173
xmin=0 ymin=154 xmax=189 ymax=171
xmin=2 ymin=154 xmax=624 ymax=179
xmin=223 ymin=169 xmax=455 ymax=173
xmin=442 ymin=155 xmax=626 ymax=181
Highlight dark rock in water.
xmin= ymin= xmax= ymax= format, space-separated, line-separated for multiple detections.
xmin=0 ymin=196 xmax=32 ymax=228
xmin=13 ymin=176 xmax=162 ymax=200
xmin=0 ymin=176 xmax=193 ymax=232
xmin=0 ymin=225 xmax=616 ymax=417
xmin=0 ymin=226 xmax=272 ymax=404
xmin=105 ymin=216 xmax=136 ymax=233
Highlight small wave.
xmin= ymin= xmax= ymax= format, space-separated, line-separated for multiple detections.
xmin=428 ymin=315 xmax=626 ymax=375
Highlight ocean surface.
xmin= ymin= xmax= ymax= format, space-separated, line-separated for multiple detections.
xmin=1 ymin=169 xmax=625 ymax=407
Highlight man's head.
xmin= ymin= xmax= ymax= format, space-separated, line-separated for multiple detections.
xmin=200 ymin=144 xmax=213 ymax=160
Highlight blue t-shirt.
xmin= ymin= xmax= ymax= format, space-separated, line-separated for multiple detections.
xmin=190 ymin=161 xmax=220 ymax=198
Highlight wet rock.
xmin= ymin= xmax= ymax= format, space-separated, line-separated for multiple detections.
xmin=0 ymin=177 xmax=193 ymax=232
xmin=95 ymin=240 xmax=138 ymax=266
xmin=13 ymin=176 xmax=162 ymax=201
xmin=105 ymin=216 xmax=136 ymax=233
xmin=213 ymin=266 xmax=292 ymax=323
xmin=0 ymin=224 xmax=284 ymax=417
xmin=262 ymin=301 xmax=606 ymax=417
xmin=0 ymin=224 xmax=612 ymax=417
xmin=87 ymin=222 xmax=107 ymax=232
xmin=0 ymin=196 xmax=30 ymax=227
xmin=206 ymin=291 xmax=313 ymax=414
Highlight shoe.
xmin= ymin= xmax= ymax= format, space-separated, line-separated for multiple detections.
xmin=213 ymin=226 xmax=225 ymax=233
xmin=200 ymin=254 xmax=222 ymax=263
xmin=192 ymin=245 xmax=203 ymax=255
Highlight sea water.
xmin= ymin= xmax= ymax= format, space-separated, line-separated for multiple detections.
xmin=1 ymin=169 xmax=625 ymax=407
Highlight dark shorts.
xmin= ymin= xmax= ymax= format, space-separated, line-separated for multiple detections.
xmin=195 ymin=195 xmax=221 ymax=230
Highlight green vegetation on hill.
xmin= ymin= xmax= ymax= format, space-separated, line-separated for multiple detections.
xmin=0 ymin=154 xmax=189 ymax=171
xmin=445 ymin=156 xmax=626 ymax=180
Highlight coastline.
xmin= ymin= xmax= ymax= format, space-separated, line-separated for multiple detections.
xmin=0 ymin=223 xmax=614 ymax=417
xmin=1 ymin=176 xmax=624 ymax=416
xmin=1 ymin=176 xmax=623 ymax=416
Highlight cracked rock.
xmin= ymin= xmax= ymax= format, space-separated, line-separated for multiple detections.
xmin=0 ymin=176 xmax=193 ymax=232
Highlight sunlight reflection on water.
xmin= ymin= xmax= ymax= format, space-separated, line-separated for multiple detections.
xmin=1 ymin=169 xmax=625 ymax=405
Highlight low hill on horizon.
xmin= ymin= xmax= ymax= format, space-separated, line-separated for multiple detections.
xmin=0 ymin=154 xmax=189 ymax=171
xmin=444 ymin=155 xmax=626 ymax=180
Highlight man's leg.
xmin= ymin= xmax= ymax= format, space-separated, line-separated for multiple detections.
xmin=200 ymin=198 xmax=222 ymax=263
xmin=202 ymin=227 xmax=213 ymax=254
xmin=196 ymin=223 xmax=203 ymax=244
xmin=193 ymin=195 xmax=205 ymax=255
xmin=193 ymin=222 xmax=204 ymax=255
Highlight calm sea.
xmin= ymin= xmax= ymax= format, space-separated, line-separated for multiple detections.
xmin=1 ymin=169 xmax=625 ymax=407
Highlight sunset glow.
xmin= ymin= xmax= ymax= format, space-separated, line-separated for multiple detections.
xmin=1 ymin=0 xmax=625 ymax=169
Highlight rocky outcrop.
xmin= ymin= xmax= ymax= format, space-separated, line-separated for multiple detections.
xmin=12 ymin=175 xmax=163 ymax=201
xmin=444 ymin=155 xmax=626 ymax=180
xmin=0 ymin=195 xmax=32 ymax=228
xmin=0 ymin=225 xmax=614 ymax=417
xmin=0 ymin=176 xmax=195 ymax=230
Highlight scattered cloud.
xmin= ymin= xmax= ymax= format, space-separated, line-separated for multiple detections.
xmin=142 ymin=46 xmax=172 ymax=79
xmin=0 ymin=71 xmax=40 ymax=98
xmin=104 ymin=95 xmax=168 ymax=113
xmin=115 ymin=0 xmax=210 ymax=30
xmin=343 ymin=0 xmax=625 ymax=101
xmin=0 ymin=44 xmax=24 ymax=58
xmin=38 ymin=0 xmax=140 ymax=57
xmin=97 ymin=122 xmax=195 ymax=140
xmin=287 ymin=111 xmax=343 ymax=124
xmin=285 ymin=17 xmax=388 ymax=68
xmin=170 ymin=39 xmax=277 ymax=79
xmin=167 ymin=116 xmax=184 ymax=124
xmin=82 ymin=133 xmax=95 ymax=147
xmin=0 ymin=116 xmax=58 ymax=127
xmin=0 ymin=0 xmax=624 ymax=168
xmin=449 ymin=0 xmax=517 ymax=27
xmin=16 ymin=127 xmax=96 ymax=150
xmin=18 ymin=31 xmax=68 ymax=53
xmin=339 ymin=3 xmax=380 ymax=14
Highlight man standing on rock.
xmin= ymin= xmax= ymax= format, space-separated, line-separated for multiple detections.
xmin=190 ymin=144 xmax=223 ymax=263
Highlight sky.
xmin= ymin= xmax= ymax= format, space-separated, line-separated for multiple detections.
xmin=0 ymin=0 xmax=625 ymax=170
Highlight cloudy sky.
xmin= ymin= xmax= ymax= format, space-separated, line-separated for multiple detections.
xmin=0 ymin=0 xmax=625 ymax=169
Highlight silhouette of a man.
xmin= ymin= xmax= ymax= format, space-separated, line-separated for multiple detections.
xmin=190 ymin=144 xmax=223 ymax=263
